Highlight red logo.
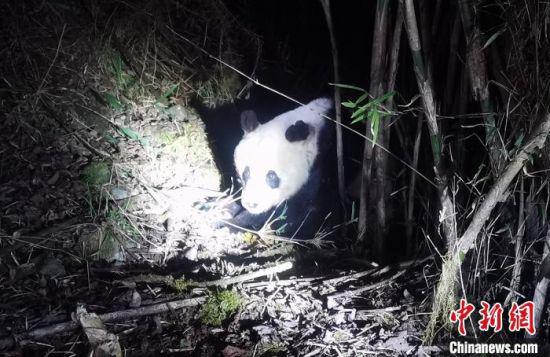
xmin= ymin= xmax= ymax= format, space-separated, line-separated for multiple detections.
xmin=509 ymin=301 xmax=535 ymax=335
xmin=449 ymin=299 xmax=535 ymax=336
xmin=449 ymin=299 xmax=475 ymax=336
xmin=478 ymin=301 xmax=503 ymax=332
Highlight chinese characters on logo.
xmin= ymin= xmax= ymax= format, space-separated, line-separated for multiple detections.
xmin=449 ymin=299 xmax=535 ymax=336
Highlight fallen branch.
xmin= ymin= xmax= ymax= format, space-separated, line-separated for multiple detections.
xmin=326 ymin=270 xmax=405 ymax=301
xmin=121 ymin=262 xmax=294 ymax=289
xmin=198 ymin=261 xmax=293 ymax=288
xmin=322 ymin=269 xmax=377 ymax=286
xmin=243 ymin=277 xmax=317 ymax=289
xmin=355 ymin=306 xmax=403 ymax=320
xmin=0 ymin=297 xmax=205 ymax=350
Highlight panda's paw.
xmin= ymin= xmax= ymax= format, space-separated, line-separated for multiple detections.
xmin=212 ymin=215 xmax=248 ymax=233
xmin=207 ymin=200 xmax=240 ymax=229
xmin=219 ymin=201 xmax=242 ymax=218
xmin=212 ymin=209 xmax=258 ymax=233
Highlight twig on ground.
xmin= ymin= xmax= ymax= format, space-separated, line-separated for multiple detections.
xmin=326 ymin=270 xmax=406 ymax=300
xmin=354 ymin=306 xmax=404 ymax=320
xmin=120 ymin=261 xmax=294 ymax=289
xmin=197 ymin=261 xmax=293 ymax=288
xmin=0 ymin=297 xmax=205 ymax=350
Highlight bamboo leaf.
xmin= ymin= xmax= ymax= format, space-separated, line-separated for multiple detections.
xmin=157 ymin=83 xmax=179 ymax=104
xmin=103 ymin=133 xmax=119 ymax=145
xmin=351 ymin=105 xmax=370 ymax=119
xmin=356 ymin=92 xmax=369 ymax=104
xmin=117 ymin=127 xmax=149 ymax=147
xmin=513 ymin=133 xmax=524 ymax=149
xmin=329 ymin=83 xmax=367 ymax=92
xmin=350 ymin=113 xmax=367 ymax=125
xmin=378 ymin=90 xmax=396 ymax=102
xmin=118 ymin=127 xmax=140 ymax=141
xmin=342 ymin=101 xmax=356 ymax=108
xmin=430 ymin=134 xmax=441 ymax=164
xmin=104 ymin=92 xmax=123 ymax=109
xmin=482 ymin=29 xmax=505 ymax=50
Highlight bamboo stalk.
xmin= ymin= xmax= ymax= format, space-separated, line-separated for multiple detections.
xmin=358 ymin=0 xmax=390 ymax=253
xmin=320 ymin=0 xmax=347 ymax=231
xmin=400 ymin=0 xmax=457 ymax=249
xmin=458 ymin=0 xmax=502 ymax=175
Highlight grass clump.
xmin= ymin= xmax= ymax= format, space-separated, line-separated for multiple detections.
xmin=107 ymin=207 xmax=138 ymax=237
xmin=81 ymin=161 xmax=111 ymax=217
xmin=257 ymin=342 xmax=285 ymax=356
xmin=173 ymin=278 xmax=190 ymax=292
xmin=199 ymin=290 xmax=242 ymax=326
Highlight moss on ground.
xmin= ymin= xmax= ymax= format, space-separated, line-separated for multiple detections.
xmin=199 ymin=290 xmax=242 ymax=326
xmin=81 ymin=161 xmax=111 ymax=188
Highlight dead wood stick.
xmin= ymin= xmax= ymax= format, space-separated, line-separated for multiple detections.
xmin=197 ymin=261 xmax=293 ymax=288
xmin=0 ymin=297 xmax=205 ymax=350
xmin=322 ymin=269 xmax=377 ymax=286
xmin=120 ymin=262 xmax=294 ymax=289
xmin=326 ymin=270 xmax=405 ymax=300
xmin=243 ymin=277 xmax=317 ymax=289
xmin=355 ymin=306 xmax=403 ymax=320
xmin=244 ymin=267 xmax=379 ymax=289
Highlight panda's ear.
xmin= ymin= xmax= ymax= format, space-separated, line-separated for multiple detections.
xmin=240 ymin=110 xmax=260 ymax=133
xmin=285 ymin=120 xmax=312 ymax=142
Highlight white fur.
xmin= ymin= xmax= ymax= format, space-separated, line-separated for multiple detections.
xmin=234 ymin=98 xmax=332 ymax=214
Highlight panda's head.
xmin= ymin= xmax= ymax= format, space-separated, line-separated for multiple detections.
xmin=234 ymin=98 xmax=332 ymax=214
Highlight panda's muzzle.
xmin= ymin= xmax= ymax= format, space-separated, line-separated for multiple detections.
xmin=243 ymin=200 xmax=258 ymax=210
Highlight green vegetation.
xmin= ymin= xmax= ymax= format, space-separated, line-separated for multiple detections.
xmin=81 ymin=161 xmax=111 ymax=188
xmin=257 ymin=342 xmax=285 ymax=356
xmin=173 ymin=278 xmax=190 ymax=292
xmin=107 ymin=207 xmax=138 ymax=237
xmin=333 ymin=83 xmax=395 ymax=147
xmin=81 ymin=161 xmax=111 ymax=217
xmin=199 ymin=290 xmax=242 ymax=326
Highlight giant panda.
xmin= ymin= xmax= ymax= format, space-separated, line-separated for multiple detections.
xmin=226 ymin=97 xmax=334 ymax=237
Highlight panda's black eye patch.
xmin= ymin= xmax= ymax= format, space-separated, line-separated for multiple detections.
xmin=242 ymin=166 xmax=250 ymax=183
xmin=266 ymin=170 xmax=280 ymax=189
xmin=285 ymin=120 xmax=310 ymax=142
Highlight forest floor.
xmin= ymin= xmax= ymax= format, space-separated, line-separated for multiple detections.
xmin=0 ymin=2 xmax=447 ymax=356
xmin=0 ymin=80 xmax=444 ymax=356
